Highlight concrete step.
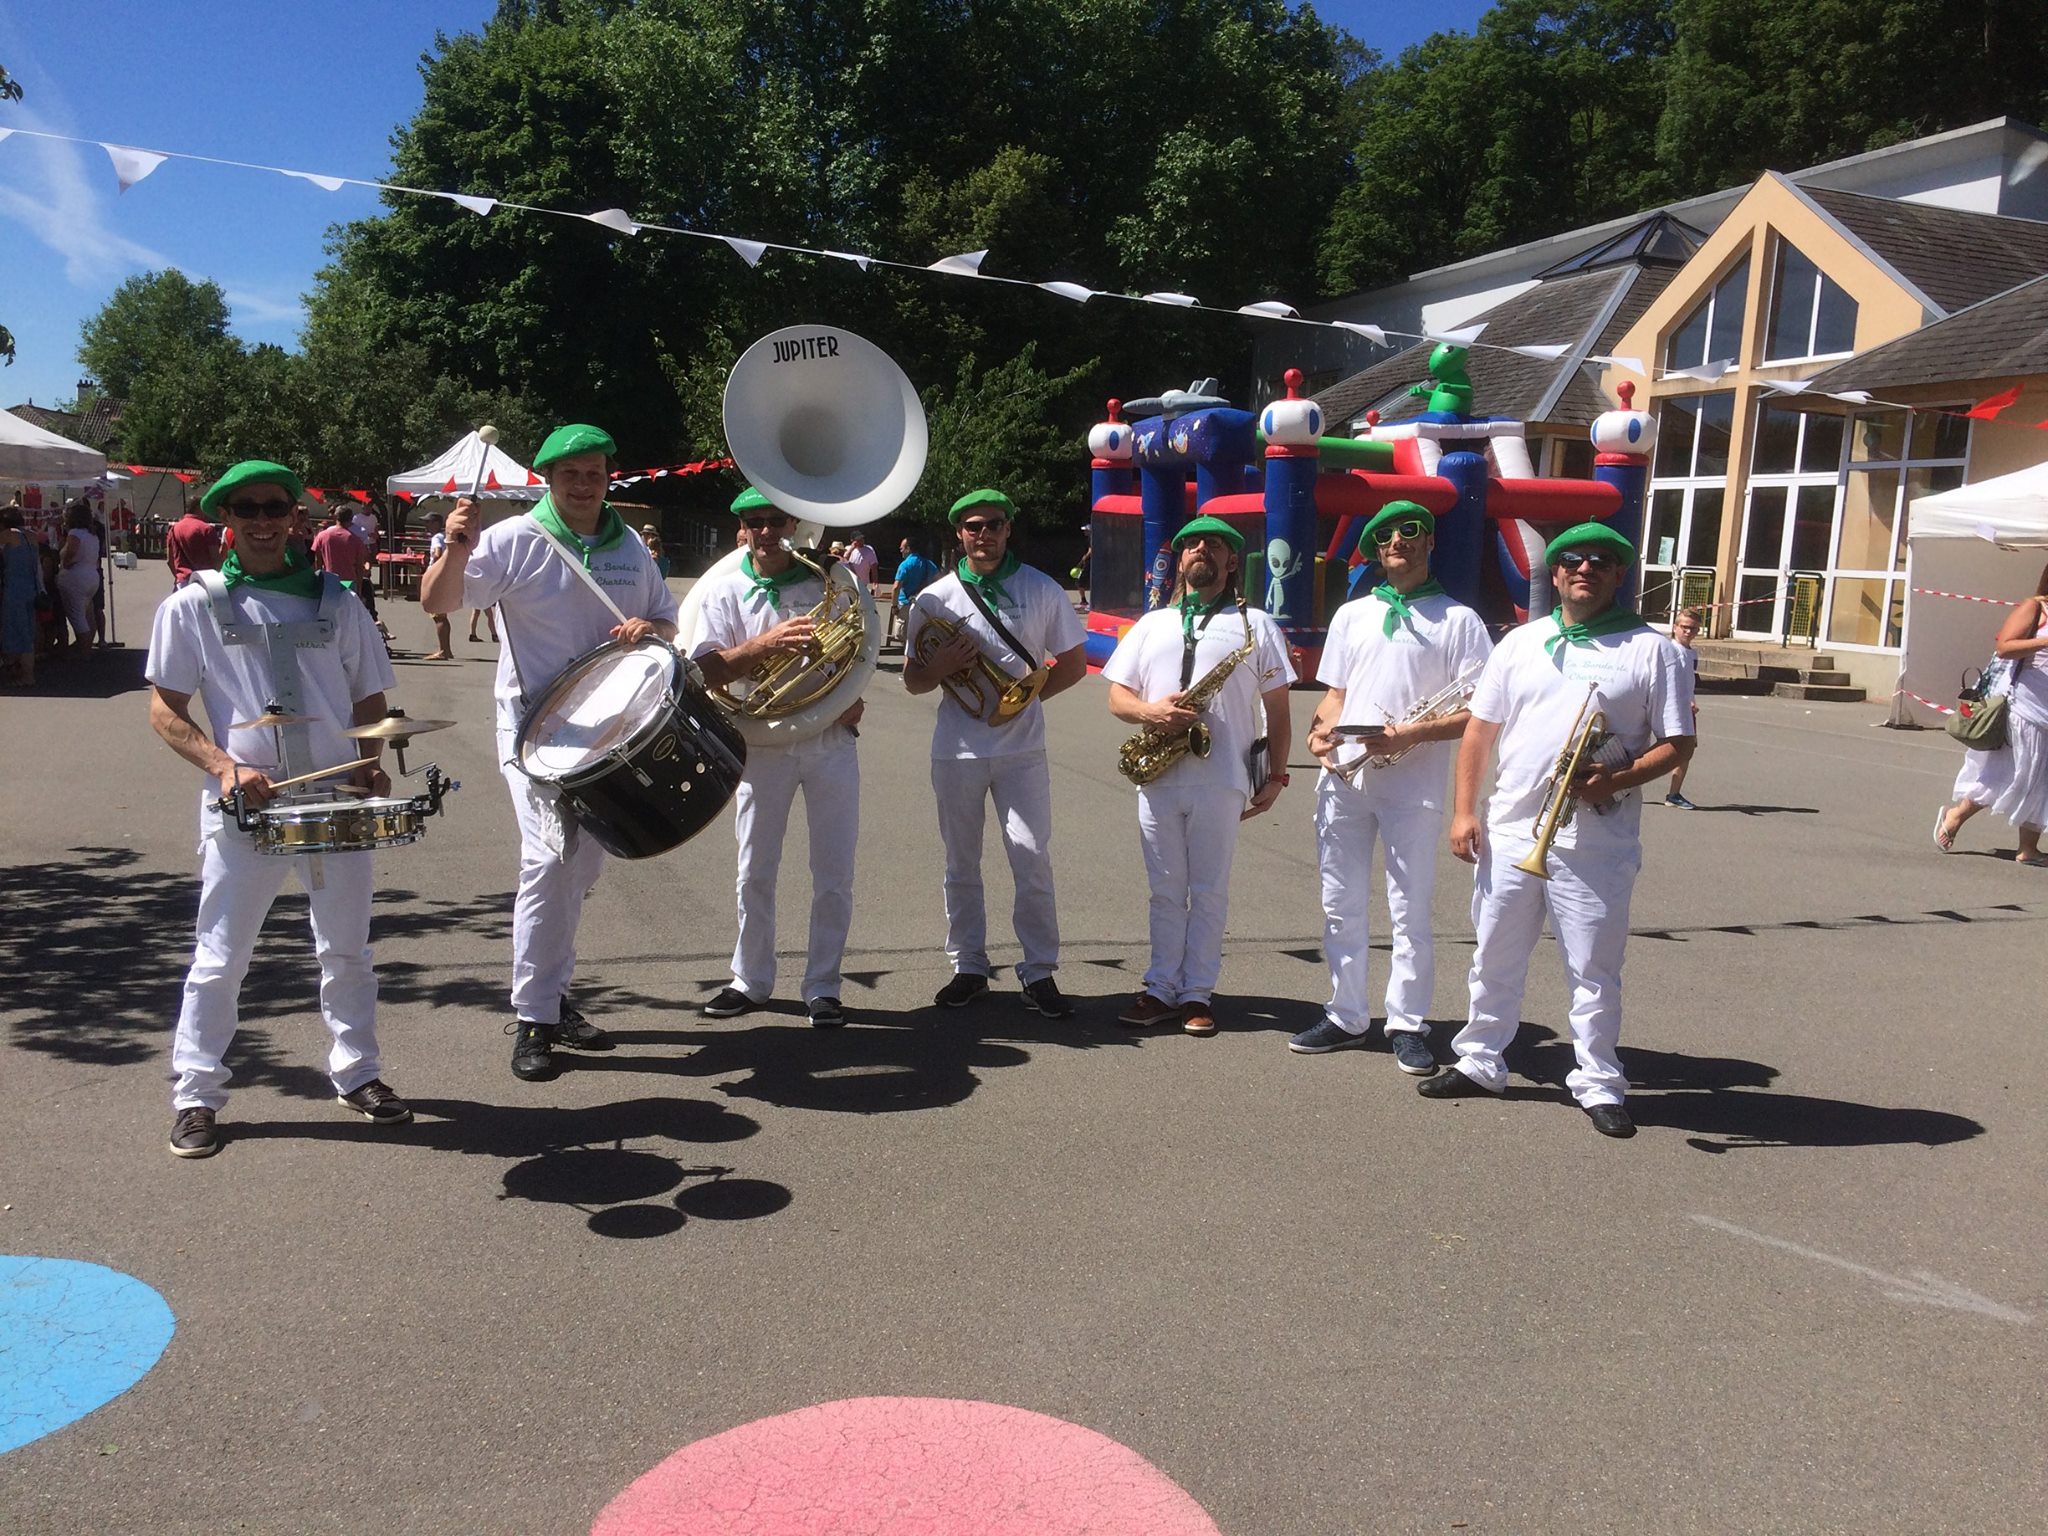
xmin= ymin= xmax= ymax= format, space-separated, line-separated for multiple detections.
xmin=1695 ymin=674 xmax=1773 ymax=696
xmin=1695 ymin=642 xmax=1838 ymax=671
xmin=1771 ymin=681 xmax=1867 ymax=702
xmin=1800 ymin=669 xmax=1854 ymax=687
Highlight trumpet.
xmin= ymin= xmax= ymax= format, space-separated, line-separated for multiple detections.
xmin=1513 ymin=683 xmax=1610 ymax=881
xmin=1328 ymin=662 xmax=1482 ymax=784
xmin=712 ymin=545 xmax=871 ymax=728
xmin=911 ymin=610 xmax=1048 ymax=724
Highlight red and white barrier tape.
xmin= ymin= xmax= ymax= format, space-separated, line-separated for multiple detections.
xmin=1910 ymin=586 xmax=2018 ymax=606
xmin=1898 ymin=690 xmax=1958 ymax=716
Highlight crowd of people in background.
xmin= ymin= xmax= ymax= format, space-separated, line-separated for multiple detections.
xmin=0 ymin=490 xmax=111 ymax=684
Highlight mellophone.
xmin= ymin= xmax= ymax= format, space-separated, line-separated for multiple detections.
xmin=217 ymin=710 xmax=461 ymax=856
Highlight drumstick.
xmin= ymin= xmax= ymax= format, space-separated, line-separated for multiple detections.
xmin=450 ymin=424 xmax=498 ymax=548
xmin=263 ymin=756 xmax=380 ymax=793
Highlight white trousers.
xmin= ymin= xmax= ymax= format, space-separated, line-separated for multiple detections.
xmin=170 ymin=826 xmax=380 ymax=1110
xmin=932 ymin=751 xmax=1059 ymax=982
xmin=1135 ymin=782 xmax=1243 ymax=1005
xmin=1315 ymin=777 xmax=1442 ymax=1035
xmin=499 ymin=729 xmax=608 ymax=1025
xmin=730 ymin=735 xmax=859 ymax=1001
xmin=1450 ymin=842 xmax=1638 ymax=1107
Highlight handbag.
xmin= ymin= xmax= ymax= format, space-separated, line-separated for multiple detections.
xmin=1946 ymin=661 xmax=2012 ymax=749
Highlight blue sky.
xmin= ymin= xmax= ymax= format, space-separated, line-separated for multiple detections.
xmin=0 ymin=0 xmax=1491 ymax=411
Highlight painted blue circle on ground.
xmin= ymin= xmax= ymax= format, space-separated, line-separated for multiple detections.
xmin=0 ymin=1256 xmax=176 ymax=1455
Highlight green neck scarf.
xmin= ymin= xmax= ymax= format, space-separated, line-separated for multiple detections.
xmin=1544 ymin=604 xmax=1648 ymax=655
xmin=220 ymin=545 xmax=323 ymax=600
xmin=742 ymin=551 xmax=812 ymax=609
xmin=530 ymin=491 xmax=627 ymax=569
xmin=958 ymin=551 xmax=1020 ymax=609
xmin=1178 ymin=587 xmax=1230 ymax=641
xmin=1372 ymin=578 xmax=1446 ymax=638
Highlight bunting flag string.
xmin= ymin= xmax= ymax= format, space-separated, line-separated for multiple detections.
xmin=1760 ymin=377 xmax=2047 ymax=430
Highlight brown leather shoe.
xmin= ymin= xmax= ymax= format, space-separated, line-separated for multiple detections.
xmin=1181 ymin=1000 xmax=1217 ymax=1035
xmin=1118 ymin=991 xmax=1180 ymax=1027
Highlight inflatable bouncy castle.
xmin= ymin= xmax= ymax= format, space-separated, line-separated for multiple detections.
xmin=1082 ymin=353 xmax=1657 ymax=669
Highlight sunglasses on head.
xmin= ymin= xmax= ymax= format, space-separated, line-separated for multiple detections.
xmin=225 ymin=500 xmax=296 ymax=520
xmin=959 ymin=518 xmax=1007 ymax=534
xmin=740 ymin=516 xmax=791 ymax=531
xmin=1372 ymin=520 xmax=1428 ymax=546
xmin=1555 ymin=550 xmax=1622 ymax=572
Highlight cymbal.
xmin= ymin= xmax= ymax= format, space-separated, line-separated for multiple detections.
xmin=343 ymin=715 xmax=458 ymax=741
xmin=228 ymin=711 xmax=316 ymax=730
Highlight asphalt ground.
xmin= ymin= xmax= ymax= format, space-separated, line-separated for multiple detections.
xmin=2 ymin=569 xmax=2043 ymax=1534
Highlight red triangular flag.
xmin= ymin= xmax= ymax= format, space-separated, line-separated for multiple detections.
xmin=348 ymin=489 xmax=371 ymax=503
xmin=173 ymin=471 xmax=195 ymax=483
xmin=441 ymin=477 xmax=458 ymax=493
xmin=307 ymin=487 xmax=326 ymax=502
xmin=1964 ymin=385 xmax=2022 ymax=420
xmin=484 ymin=470 xmax=501 ymax=490
xmin=396 ymin=491 xmax=415 ymax=503
xmin=128 ymin=463 xmax=148 ymax=475
xmin=526 ymin=470 xmax=543 ymax=486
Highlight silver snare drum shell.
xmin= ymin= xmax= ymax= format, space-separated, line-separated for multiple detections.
xmin=248 ymin=796 xmax=428 ymax=856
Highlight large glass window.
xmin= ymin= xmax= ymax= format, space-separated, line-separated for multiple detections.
xmin=1735 ymin=397 xmax=1851 ymax=639
xmin=1664 ymin=257 xmax=1751 ymax=372
xmin=1765 ymin=240 xmax=1858 ymax=361
xmin=1645 ymin=392 xmax=1735 ymax=623
xmin=1820 ymin=408 xmax=1971 ymax=647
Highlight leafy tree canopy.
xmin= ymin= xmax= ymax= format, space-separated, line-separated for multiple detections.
xmin=77 ymin=270 xmax=231 ymax=399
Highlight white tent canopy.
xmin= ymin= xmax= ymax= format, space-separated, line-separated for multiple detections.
xmin=0 ymin=409 xmax=108 ymax=483
xmin=386 ymin=430 xmax=545 ymax=500
xmin=1894 ymin=459 xmax=2048 ymax=726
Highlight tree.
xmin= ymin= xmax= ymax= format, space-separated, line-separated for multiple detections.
xmin=910 ymin=344 xmax=1097 ymax=528
xmin=77 ymin=271 xmax=231 ymax=398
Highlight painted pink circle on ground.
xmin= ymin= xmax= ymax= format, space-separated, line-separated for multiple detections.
xmin=593 ymin=1396 xmax=1223 ymax=1536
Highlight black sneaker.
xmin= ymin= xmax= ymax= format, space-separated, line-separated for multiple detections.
xmin=1417 ymin=1066 xmax=1501 ymax=1099
xmin=338 ymin=1079 xmax=413 ymax=1125
xmin=507 ymin=1019 xmax=556 ymax=1081
xmin=934 ymin=972 xmax=990 ymax=1008
xmin=701 ymin=987 xmax=762 ymax=1019
xmin=169 ymin=1106 xmax=220 ymax=1159
xmin=807 ymin=996 xmax=848 ymax=1029
xmin=553 ymin=998 xmax=613 ymax=1050
xmin=1387 ymin=1029 xmax=1438 ymax=1076
xmin=1585 ymin=1102 xmax=1637 ymax=1139
xmin=1020 ymin=977 xmax=1075 ymax=1019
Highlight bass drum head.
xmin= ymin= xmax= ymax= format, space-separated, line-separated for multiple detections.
xmin=515 ymin=640 xmax=679 ymax=784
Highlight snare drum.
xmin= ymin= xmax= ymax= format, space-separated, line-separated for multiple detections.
xmin=513 ymin=638 xmax=746 ymax=860
xmin=249 ymin=796 xmax=428 ymax=855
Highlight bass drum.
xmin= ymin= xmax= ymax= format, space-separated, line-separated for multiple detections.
xmin=512 ymin=638 xmax=745 ymax=860
xmin=675 ymin=543 xmax=879 ymax=748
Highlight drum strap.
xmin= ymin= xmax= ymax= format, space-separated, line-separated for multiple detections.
xmin=191 ymin=569 xmax=342 ymax=782
xmin=525 ymin=512 xmax=632 ymax=627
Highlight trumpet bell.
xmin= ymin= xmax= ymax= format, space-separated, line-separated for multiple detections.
xmin=723 ymin=325 xmax=928 ymax=529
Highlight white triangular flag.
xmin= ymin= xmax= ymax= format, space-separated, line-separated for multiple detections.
xmin=1588 ymin=353 xmax=1646 ymax=374
xmin=1239 ymin=301 xmax=1299 ymax=318
xmin=103 ymin=143 xmax=167 ymax=193
xmin=723 ymin=236 xmax=768 ymax=268
xmin=0 ymin=129 xmax=13 ymax=145
xmin=929 ymin=249 xmax=988 ymax=276
xmin=1039 ymin=281 xmax=1096 ymax=303
xmin=1334 ymin=321 xmax=1388 ymax=346
xmin=1424 ymin=322 xmax=1486 ymax=346
xmin=450 ymin=193 xmax=497 ymax=217
xmin=586 ymin=207 xmax=641 ymax=235
xmin=1142 ymin=291 xmax=1199 ymax=307
xmin=1827 ymin=389 xmax=1873 ymax=405
xmin=1663 ymin=358 xmax=1733 ymax=384
xmin=825 ymin=250 xmax=873 ymax=272
xmin=1508 ymin=343 xmax=1571 ymax=361
xmin=1974 ymin=521 xmax=1999 ymax=542
xmin=1764 ymin=378 xmax=1813 ymax=394
xmin=286 ymin=170 xmax=349 ymax=193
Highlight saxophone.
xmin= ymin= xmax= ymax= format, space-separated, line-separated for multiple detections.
xmin=1117 ymin=596 xmax=1259 ymax=786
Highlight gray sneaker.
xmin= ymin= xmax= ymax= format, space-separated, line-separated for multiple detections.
xmin=1288 ymin=1019 xmax=1365 ymax=1054
xmin=1386 ymin=1029 xmax=1438 ymax=1075
xmin=169 ymin=1106 xmax=220 ymax=1159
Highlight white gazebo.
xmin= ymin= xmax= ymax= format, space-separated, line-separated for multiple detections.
xmin=1892 ymin=460 xmax=2048 ymax=725
xmin=386 ymin=430 xmax=546 ymax=506
xmin=0 ymin=407 xmax=108 ymax=485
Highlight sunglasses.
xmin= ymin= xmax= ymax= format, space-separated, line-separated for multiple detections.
xmin=224 ymin=500 xmax=296 ymax=520
xmin=1372 ymin=520 xmax=1428 ymax=545
xmin=959 ymin=519 xmax=1007 ymax=535
xmin=1555 ymin=550 xmax=1623 ymax=572
xmin=740 ymin=516 xmax=792 ymax=532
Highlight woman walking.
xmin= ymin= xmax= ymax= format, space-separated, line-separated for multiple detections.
xmin=0 ymin=509 xmax=43 ymax=685
xmin=1945 ymin=563 xmax=2048 ymax=865
xmin=55 ymin=504 xmax=102 ymax=658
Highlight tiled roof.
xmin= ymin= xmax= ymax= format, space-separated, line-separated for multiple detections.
xmin=1802 ymin=187 xmax=2048 ymax=315
xmin=7 ymin=397 xmax=124 ymax=451
xmin=1313 ymin=262 xmax=1675 ymax=430
xmin=1806 ymin=272 xmax=2048 ymax=392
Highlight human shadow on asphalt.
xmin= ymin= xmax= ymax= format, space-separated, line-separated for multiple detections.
xmin=1687 ymin=802 xmax=1819 ymax=816
xmin=229 ymin=1095 xmax=781 ymax=1240
xmin=1507 ymin=1032 xmax=1984 ymax=1152
xmin=20 ymin=646 xmax=151 ymax=699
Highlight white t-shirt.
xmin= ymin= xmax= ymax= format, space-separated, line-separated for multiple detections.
xmin=461 ymin=513 xmax=678 ymax=731
xmin=350 ymin=511 xmax=379 ymax=551
xmin=908 ymin=562 xmax=1087 ymax=759
xmin=1316 ymin=587 xmax=1493 ymax=809
xmin=1470 ymin=615 xmax=1696 ymax=859
xmin=842 ymin=542 xmax=879 ymax=588
xmin=146 ymin=577 xmax=396 ymax=820
xmin=1101 ymin=601 xmax=1296 ymax=801
xmin=689 ymin=559 xmax=855 ymax=756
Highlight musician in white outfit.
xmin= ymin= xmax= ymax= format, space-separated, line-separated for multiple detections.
xmin=1296 ymin=502 xmax=1492 ymax=1070
xmin=692 ymin=488 xmax=865 ymax=1027
xmin=1103 ymin=515 xmax=1294 ymax=1035
xmin=147 ymin=459 xmax=406 ymax=1159
xmin=421 ymin=423 xmax=677 ymax=1082
xmin=904 ymin=489 xmax=1089 ymax=1018
xmin=1418 ymin=522 xmax=1694 ymax=1138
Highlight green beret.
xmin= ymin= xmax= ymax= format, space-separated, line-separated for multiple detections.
xmin=1543 ymin=520 xmax=1636 ymax=565
xmin=200 ymin=460 xmax=304 ymax=517
xmin=1357 ymin=500 xmax=1436 ymax=554
xmin=949 ymin=488 xmax=1016 ymax=525
xmin=1171 ymin=514 xmax=1244 ymax=554
xmin=731 ymin=487 xmax=777 ymax=515
xmin=533 ymin=423 xmax=617 ymax=469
